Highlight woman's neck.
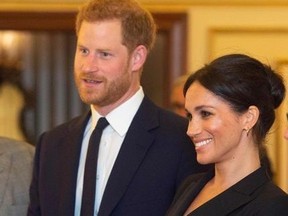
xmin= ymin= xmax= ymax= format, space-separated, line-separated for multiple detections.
xmin=212 ymin=147 xmax=261 ymax=190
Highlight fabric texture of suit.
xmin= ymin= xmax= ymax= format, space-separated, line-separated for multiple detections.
xmin=166 ymin=166 xmax=288 ymax=216
xmin=28 ymin=96 xmax=208 ymax=216
xmin=0 ymin=137 xmax=34 ymax=216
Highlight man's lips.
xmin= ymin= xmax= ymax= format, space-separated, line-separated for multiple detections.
xmin=82 ymin=78 xmax=104 ymax=85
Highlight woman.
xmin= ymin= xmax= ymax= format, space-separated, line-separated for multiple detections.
xmin=166 ymin=54 xmax=288 ymax=216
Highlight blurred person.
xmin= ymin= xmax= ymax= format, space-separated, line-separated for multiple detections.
xmin=166 ymin=54 xmax=288 ymax=216
xmin=28 ymin=0 xmax=208 ymax=216
xmin=0 ymin=136 xmax=34 ymax=216
xmin=170 ymin=74 xmax=189 ymax=117
xmin=284 ymin=113 xmax=288 ymax=140
xmin=0 ymin=64 xmax=27 ymax=141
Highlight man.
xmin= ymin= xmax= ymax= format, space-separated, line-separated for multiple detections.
xmin=0 ymin=137 xmax=34 ymax=216
xmin=28 ymin=0 xmax=207 ymax=215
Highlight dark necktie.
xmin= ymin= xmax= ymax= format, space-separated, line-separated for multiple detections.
xmin=80 ymin=117 xmax=109 ymax=216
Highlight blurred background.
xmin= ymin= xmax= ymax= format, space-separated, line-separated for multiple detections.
xmin=0 ymin=0 xmax=287 ymax=192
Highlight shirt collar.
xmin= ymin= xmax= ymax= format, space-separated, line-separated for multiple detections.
xmin=90 ymin=87 xmax=144 ymax=136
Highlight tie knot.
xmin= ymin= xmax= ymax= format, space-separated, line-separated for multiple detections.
xmin=95 ymin=117 xmax=109 ymax=131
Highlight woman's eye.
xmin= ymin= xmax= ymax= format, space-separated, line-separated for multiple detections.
xmin=186 ymin=113 xmax=192 ymax=121
xmin=201 ymin=110 xmax=211 ymax=118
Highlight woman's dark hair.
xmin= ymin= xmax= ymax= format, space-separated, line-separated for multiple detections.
xmin=184 ymin=53 xmax=286 ymax=145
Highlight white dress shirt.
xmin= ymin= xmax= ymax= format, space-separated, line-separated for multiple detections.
xmin=74 ymin=87 xmax=144 ymax=216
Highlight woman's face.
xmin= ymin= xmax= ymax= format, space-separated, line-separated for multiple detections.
xmin=185 ymin=81 xmax=247 ymax=165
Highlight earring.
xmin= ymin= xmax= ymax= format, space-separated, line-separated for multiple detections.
xmin=246 ymin=128 xmax=250 ymax=137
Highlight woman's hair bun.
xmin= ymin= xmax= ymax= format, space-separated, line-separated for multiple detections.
xmin=264 ymin=65 xmax=286 ymax=109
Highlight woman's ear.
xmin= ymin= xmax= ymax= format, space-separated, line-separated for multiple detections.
xmin=131 ymin=45 xmax=147 ymax=71
xmin=243 ymin=105 xmax=259 ymax=132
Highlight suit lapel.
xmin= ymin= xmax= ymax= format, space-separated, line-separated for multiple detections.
xmin=57 ymin=112 xmax=91 ymax=215
xmin=191 ymin=190 xmax=252 ymax=216
xmin=190 ymin=167 xmax=270 ymax=216
xmin=98 ymin=97 xmax=158 ymax=216
xmin=168 ymin=170 xmax=213 ymax=216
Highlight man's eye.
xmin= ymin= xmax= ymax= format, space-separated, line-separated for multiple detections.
xmin=100 ymin=52 xmax=111 ymax=58
xmin=80 ymin=48 xmax=89 ymax=55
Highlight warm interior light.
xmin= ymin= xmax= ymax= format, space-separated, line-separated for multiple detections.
xmin=0 ymin=31 xmax=23 ymax=65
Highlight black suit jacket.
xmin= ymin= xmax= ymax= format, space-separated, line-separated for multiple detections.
xmin=28 ymin=97 xmax=208 ymax=216
xmin=166 ymin=167 xmax=288 ymax=216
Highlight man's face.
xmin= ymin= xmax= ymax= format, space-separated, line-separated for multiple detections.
xmin=74 ymin=20 xmax=136 ymax=114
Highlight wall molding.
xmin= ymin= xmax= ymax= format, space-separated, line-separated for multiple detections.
xmin=1 ymin=0 xmax=288 ymax=13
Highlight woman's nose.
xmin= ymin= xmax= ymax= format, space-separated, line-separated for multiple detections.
xmin=186 ymin=119 xmax=201 ymax=138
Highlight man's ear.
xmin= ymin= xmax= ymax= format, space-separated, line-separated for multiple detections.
xmin=131 ymin=45 xmax=147 ymax=71
xmin=243 ymin=105 xmax=259 ymax=131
